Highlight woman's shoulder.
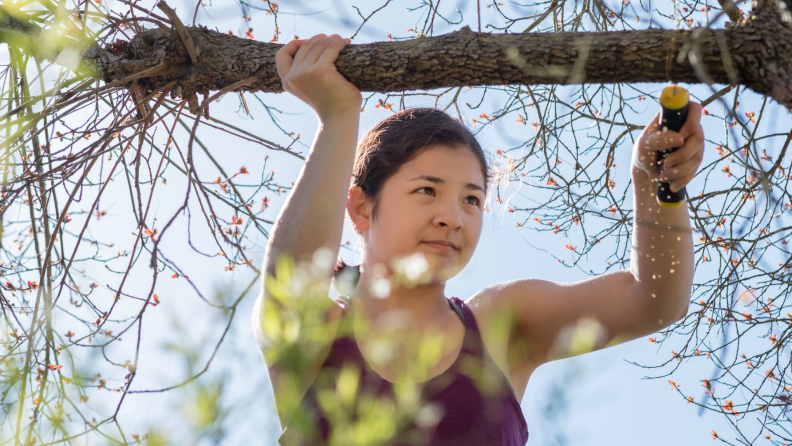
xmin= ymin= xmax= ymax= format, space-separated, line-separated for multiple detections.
xmin=465 ymin=283 xmax=511 ymax=315
xmin=463 ymin=285 xmax=520 ymax=378
xmin=465 ymin=280 xmax=544 ymax=344
xmin=458 ymin=287 xmax=511 ymax=347
xmin=466 ymin=278 xmax=545 ymax=316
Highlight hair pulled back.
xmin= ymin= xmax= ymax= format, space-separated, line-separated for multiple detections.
xmin=334 ymin=108 xmax=490 ymax=279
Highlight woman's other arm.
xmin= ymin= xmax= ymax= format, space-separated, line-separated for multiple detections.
xmin=469 ymin=104 xmax=704 ymax=394
xmin=626 ymin=102 xmax=705 ymax=325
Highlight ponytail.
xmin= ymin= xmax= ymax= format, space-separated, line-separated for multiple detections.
xmin=333 ymin=259 xmax=348 ymax=277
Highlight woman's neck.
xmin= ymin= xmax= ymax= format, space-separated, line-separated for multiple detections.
xmin=351 ymin=268 xmax=452 ymax=328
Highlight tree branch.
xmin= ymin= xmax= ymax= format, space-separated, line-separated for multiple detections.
xmin=99 ymin=1 xmax=792 ymax=111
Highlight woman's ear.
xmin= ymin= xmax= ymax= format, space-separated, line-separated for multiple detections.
xmin=347 ymin=186 xmax=371 ymax=232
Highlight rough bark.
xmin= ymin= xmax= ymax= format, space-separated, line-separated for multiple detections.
xmin=5 ymin=0 xmax=792 ymax=111
xmin=102 ymin=0 xmax=792 ymax=112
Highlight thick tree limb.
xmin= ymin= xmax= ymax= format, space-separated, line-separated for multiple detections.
xmin=4 ymin=0 xmax=792 ymax=111
xmin=101 ymin=0 xmax=792 ymax=111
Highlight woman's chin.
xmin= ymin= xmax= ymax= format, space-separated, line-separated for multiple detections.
xmin=389 ymin=250 xmax=470 ymax=286
xmin=429 ymin=257 xmax=467 ymax=282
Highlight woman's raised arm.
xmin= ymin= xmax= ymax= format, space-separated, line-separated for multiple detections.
xmin=263 ymin=34 xmax=362 ymax=278
xmin=252 ymin=34 xmax=362 ymax=432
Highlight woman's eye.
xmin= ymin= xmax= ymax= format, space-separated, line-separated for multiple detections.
xmin=464 ymin=196 xmax=481 ymax=206
xmin=417 ymin=187 xmax=435 ymax=196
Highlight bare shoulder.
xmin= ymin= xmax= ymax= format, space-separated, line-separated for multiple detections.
xmin=467 ymin=276 xmax=623 ymax=363
xmin=465 ymin=279 xmax=586 ymax=400
xmin=465 ymin=283 xmax=513 ymax=363
xmin=466 ymin=280 xmax=528 ymax=332
xmin=465 ymin=282 xmax=535 ymax=399
xmin=469 ymin=271 xmax=682 ymax=372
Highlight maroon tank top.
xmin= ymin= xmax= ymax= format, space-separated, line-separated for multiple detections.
xmin=282 ymin=296 xmax=529 ymax=445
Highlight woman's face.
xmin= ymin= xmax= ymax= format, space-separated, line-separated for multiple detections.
xmin=353 ymin=144 xmax=486 ymax=283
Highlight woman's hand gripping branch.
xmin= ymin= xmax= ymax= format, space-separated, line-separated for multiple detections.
xmin=276 ymin=34 xmax=362 ymax=119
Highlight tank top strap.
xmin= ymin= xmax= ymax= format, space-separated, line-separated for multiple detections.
xmin=447 ymin=296 xmax=483 ymax=356
xmin=448 ymin=296 xmax=473 ymax=328
xmin=447 ymin=296 xmax=466 ymax=325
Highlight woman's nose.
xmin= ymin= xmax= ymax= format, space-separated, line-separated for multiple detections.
xmin=434 ymin=199 xmax=464 ymax=229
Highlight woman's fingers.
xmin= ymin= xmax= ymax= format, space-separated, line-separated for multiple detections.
xmin=642 ymin=101 xmax=703 ymax=150
xmin=664 ymin=128 xmax=704 ymax=168
xmin=643 ymin=130 xmax=685 ymax=153
xmin=670 ymin=171 xmax=696 ymax=193
xmin=293 ymin=34 xmax=327 ymax=66
xmin=273 ymin=33 xmax=361 ymax=117
xmin=633 ymin=99 xmax=705 ymax=186
xmin=275 ymin=39 xmax=305 ymax=80
xmin=303 ymin=34 xmax=344 ymax=66
xmin=317 ymin=36 xmax=351 ymax=65
xmin=661 ymin=155 xmax=698 ymax=181
xmin=677 ymin=101 xmax=703 ymax=139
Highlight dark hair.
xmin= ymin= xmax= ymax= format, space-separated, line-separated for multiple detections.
xmin=334 ymin=108 xmax=490 ymax=278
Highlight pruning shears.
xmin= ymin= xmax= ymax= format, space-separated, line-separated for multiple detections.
xmin=656 ymin=85 xmax=690 ymax=208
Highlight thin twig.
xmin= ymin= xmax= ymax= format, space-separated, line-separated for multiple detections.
xmin=429 ymin=0 xmax=441 ymax=36
xmin=350 ymin=0 xmax=394 ymax=40
xmin=157 ymin=1 xmax=200 ymax=66
xmin=477 ymin=0 xmax=482 ymax=34
xmin=701 ymin=85 xmax=735 ymax=107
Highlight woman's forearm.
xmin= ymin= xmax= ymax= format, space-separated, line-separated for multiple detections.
xmin=264 ymin=110 xmax=360 ymax=278
xmin=629 ymin=167 xmax=693 ymax=322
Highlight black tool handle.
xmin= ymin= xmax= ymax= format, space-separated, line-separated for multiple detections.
xmin=656 ymin=86 xmax=689 ymax=208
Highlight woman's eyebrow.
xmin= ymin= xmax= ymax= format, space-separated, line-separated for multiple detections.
xmin=409 ymin=175 xmax=485 ymax=193
xmin=409 ymin=175 xmax=444 ymax=184
xmin=465 ymin=183 xmax=486 ymax=193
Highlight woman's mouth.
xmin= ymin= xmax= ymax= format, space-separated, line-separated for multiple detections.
xmin=421 ymin=241 xmax=459 ymax=252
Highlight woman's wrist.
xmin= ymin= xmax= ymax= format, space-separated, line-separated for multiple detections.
xmin=318 ymin=106 xmax=361 ymax=125
xmin=306 ymin=107 xmax=361 ymax=164
xmin=316 ymin=97 xmax=363 ymax=123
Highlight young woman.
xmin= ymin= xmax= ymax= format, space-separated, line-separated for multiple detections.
xmin=253 ymin=34 xmax=705 ymax=445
